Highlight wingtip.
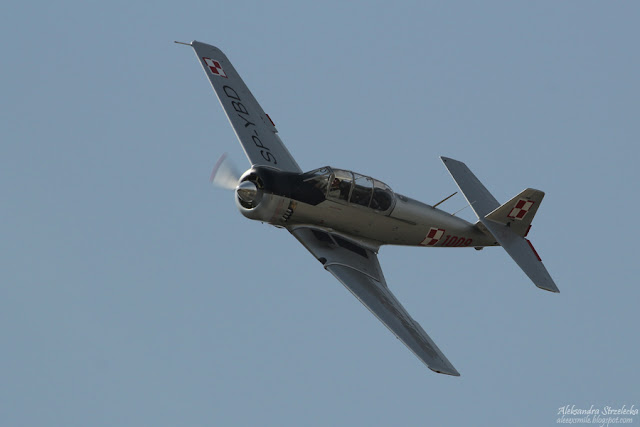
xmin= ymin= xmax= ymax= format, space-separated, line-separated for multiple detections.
xmin=429 ymin=366 xmax=461 ymax=377
xmin=440 ymin=156 xmax=467 ymax=168
xmin=533 ymin=270 xmax=560 ymax=293
xmin=440 ymin=156 xmax=464 ymax=165
xmin=536 ymin=283 xmax=560 ymax=293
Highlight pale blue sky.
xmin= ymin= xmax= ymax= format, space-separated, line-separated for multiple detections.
xmin=2 ymin=1 xmax=639 ymax=426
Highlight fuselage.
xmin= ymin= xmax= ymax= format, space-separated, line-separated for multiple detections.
xmin=236 ymin=166 xmax=497 ymax=249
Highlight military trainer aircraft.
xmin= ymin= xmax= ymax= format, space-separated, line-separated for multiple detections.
xmin=177 ymin=40 xmax=559 ymax=376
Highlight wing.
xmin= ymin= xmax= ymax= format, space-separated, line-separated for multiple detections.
xmin=290 ymin=226 xmax=460 ymax=376
xmin=187 ymin=40 xmax=301 ymax=173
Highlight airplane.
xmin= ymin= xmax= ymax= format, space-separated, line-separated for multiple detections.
xmin=176 ymin=40 xmax=559 ymax=376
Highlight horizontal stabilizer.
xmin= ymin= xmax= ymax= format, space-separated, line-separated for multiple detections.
xmin=440 ymin=157 xmax=499 ymax=218
xmin=481 ymin=220 xmax=559 ymax=293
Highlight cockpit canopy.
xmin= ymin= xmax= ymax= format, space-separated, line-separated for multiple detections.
xmin=302 ymin=167 xmax=395 ymax=213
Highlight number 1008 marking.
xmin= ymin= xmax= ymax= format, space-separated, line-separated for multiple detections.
xmin=441 ymin=235 xmax=473 ymax=247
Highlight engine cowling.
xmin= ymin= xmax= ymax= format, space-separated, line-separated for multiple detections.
xmin=235 ymin=169 xmax=290 ymax=224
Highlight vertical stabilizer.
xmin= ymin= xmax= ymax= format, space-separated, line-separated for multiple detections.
xmin=485 ymin=188 xmax=545 ymax=237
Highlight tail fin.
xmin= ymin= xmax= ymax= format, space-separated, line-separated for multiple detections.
xmin=441 ymin=157 xmax=559 ymax=293
xmin=485 ymin=188 xmax=544 ymax=237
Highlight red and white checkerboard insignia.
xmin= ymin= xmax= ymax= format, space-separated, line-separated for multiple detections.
xmin=421 ymin=228 xmax=445 ymax=246
xmin=203 ymin=57 xmax=227 ymax=78
xmin=507 ymin=199 xmax=535 ymax=220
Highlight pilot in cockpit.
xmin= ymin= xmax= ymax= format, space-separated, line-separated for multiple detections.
xmin=330 ymin=177 xmax=351 ymax=200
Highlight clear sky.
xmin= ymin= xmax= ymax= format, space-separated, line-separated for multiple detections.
xmin=2 ymin=1 xmax=639 ymax=426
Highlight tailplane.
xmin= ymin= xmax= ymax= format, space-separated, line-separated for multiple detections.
xmin=440 ymin=157 xmax=559 ymax=293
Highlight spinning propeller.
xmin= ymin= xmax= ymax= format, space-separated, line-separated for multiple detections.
xmin=209 ymin=153 xmax=240 ymax=190
xmin=210 ymin=153 xmax=261 ymax=208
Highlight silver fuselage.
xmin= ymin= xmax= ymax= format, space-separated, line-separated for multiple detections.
xmin=236 ymin=166 xmax=497 ymax=249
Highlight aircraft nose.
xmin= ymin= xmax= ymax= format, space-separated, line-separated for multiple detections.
xmin=236 ymin=180 xmax=258 ymax=204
